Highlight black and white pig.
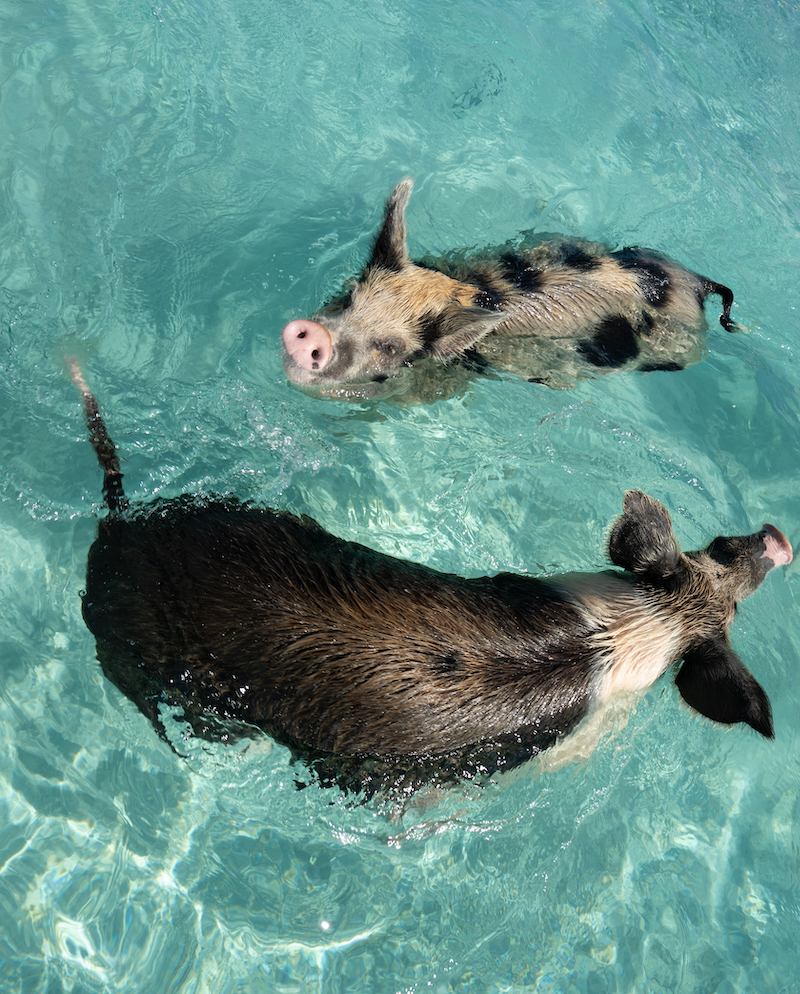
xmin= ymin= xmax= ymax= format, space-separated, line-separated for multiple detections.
xmin=282 ymin=179 xmax=736 ymax=402
xmin=71 ymin=363 xmax=789 ymax=795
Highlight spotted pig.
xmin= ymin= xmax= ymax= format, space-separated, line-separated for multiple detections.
xmin=71 ymin=362 xmax=788 ymax=796
xmin=282 ymin=179 xmax=735 ymax=402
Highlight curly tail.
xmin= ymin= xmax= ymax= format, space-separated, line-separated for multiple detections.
xmin=702 ymin=278 xmax=735 ymax=332
xmin=68 ymin=359 xmax=128 ymax=513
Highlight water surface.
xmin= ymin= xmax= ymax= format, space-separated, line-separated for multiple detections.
xmin=1 ymin=1 xmax=800 ymax=991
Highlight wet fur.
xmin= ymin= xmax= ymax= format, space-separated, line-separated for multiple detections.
xmin=283 ymin=179 xmax=735 ymax=401
xmin=72 ymin=367 xmax=783 ymax=796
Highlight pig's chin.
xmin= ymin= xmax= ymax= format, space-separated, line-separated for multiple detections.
xmin=298 ymin=380 xmax=395 ymax=402
xmin=283 ymin=352 xmax=486 ymax=405
xmin=283 ymin=361 xmax=403 ymax=402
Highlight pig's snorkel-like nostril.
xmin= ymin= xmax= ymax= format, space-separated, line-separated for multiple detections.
xmin=282 ymin=320 xmax=333 ymax=372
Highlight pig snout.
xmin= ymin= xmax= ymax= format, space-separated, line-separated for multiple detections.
xmin=282 ymin=319 xmax=332 ymax=372
xmin=761 ymin=524 xmax=793 ymax=566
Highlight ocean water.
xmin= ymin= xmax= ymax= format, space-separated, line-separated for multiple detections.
xmin=2 ymin=0 xmax=800 ymax=991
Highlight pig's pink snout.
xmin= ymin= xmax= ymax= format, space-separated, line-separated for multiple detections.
xmin=282 ymin=320 xmax=332 ymax=372
xmin=762 ymin=524 xmax=793 ymax=566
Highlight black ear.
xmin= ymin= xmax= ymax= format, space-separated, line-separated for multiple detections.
xmin=367 ymin=178 xmax=413 ymax=272
xmin=675 ymin=637 xmax=774 ymax=739
xmin=608 ymin=490 xmax=682 ymax=579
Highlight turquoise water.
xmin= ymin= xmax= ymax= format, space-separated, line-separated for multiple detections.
xmin=2 ymin=0 xmax=800 ymax=990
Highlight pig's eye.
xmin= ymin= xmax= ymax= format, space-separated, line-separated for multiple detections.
xmin=372 ymin=340 xmax=399 ymax=357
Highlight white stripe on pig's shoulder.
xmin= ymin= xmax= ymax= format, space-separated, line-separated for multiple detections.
xmin=553 ymin=571 xmax=682 ymax=699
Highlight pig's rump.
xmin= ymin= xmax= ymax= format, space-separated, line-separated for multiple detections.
xmin=82 ymin=497 xmax=602 ymax=789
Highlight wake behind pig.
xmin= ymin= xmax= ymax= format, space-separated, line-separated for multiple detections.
xmin=282 ymin=179 xmax=736 ymax=402
xmin=71 ymin=363 xmax=789 ymax=797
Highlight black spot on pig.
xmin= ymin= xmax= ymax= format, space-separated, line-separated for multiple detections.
xmin=70 ymin=363 xmax=790 ymax=797
xmin=560 ymin=245 xmax=603 ymax=271
xmin=577 ymin=317 xmax=640 ymax=368
xmin=281 ymin=179 xmax=738 ymax=403
xmin=614 ymin=250 xmax=672 ymax=308
xmin=498 ymin=252 xmax=548 ymax=293
xmin=469 ymin=272 xmax=505 ymax=312
xmin=638 ymin=360 xmax=685 ymax=373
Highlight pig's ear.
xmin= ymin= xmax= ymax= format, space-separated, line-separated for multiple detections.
xmin=675 ymin=637 xmax=774 ymax=738
xmin=368 ymin=178 xmax=413 ymax=272
xmin=425 ymin=306 xmax=504 ymax=360
xmin=608 ymin=490 xmax=682 ymax=579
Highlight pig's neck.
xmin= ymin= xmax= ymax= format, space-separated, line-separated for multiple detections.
xmin=552 ymin=571 xmax=684 ymax=700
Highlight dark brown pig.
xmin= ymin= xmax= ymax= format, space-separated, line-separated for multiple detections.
xmin=282 ymin=179 xmax=736 ymax=402
xmin=71 ymin=363 xmax=789 ymax=796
